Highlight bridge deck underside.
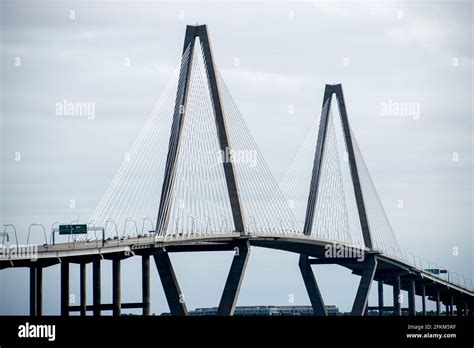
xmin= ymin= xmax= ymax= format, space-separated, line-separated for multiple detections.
xmin=250 ymin=239 xmax=473 ymax=303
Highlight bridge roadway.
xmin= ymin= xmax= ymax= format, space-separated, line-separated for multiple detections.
xmin=1 ymin=233 xmax=472 ymax=316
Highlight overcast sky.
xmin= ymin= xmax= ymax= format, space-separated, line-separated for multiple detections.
xmin=0 ymin=0 xmax=472 ymax=314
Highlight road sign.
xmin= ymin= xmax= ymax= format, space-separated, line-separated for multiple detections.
xmin=425 ymin=269 xmax=448 ymax=275
xmin=59 ymin=224 xmax=87 ymax=235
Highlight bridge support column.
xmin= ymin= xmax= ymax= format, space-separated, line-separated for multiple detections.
xmin=36 ymin=267 xmax=42 ymax=316
xmin=61 ymin=262 xmax=69 ymax=316
xmin=112 ymin=259 xmax=121 ymax=316
xmin=421 ymin=284 xmax=426 ymax=316
xmin=298 ymin=255 xmax=327 ymax=316
xmin=93 ymin=260 xmax=101 ymax=316
xmin=30 ymin=266 xmax=43 ymax=317
xmin=142 ymin=255 xmax=150 ymax=316
xmin=29 ymin=266 xmax=36 ymax=316
xmin=217 ymin=241 xmax=250 ymax=316
xmin=445 ymin=302 xmax=449 ymax=316
xmin=457 ymin=304 xmax=462 ymax=316
xmin=435 ymin=290 xmax=440 ymax=315
xmin=378 ymin=280 xmax=384 ymax=316
xmin=393 ymin=275 xmax=401 ymax=316
xmin=80 ymin=263 xmax=87 ymax=316
xmin=449 ymin=295 xmax=454 ymax=316
xmin=351 ymin=255 xmax=377 ymax=316
xmin=29 ymin=266 xmax=43 ymax=316
xmin=408 ymin=279 xmax=416 ymax=316
xmin=464 ymin=302 xmax=468 ymax=316
xmin=154 ymin=250 xmax=187 ymax=316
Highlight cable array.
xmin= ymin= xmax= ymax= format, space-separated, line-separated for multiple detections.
xmin=351 ymin=129 xmax=404 ymax=258
xmin=162 ymin=39 xmax=235 ymax=236
xmin=88 ymin=45 xmax=192 ymax=237
xmin=281 ymin=94 xmax=403 ymax=251
xmin=216 ymin=69 xmax=300 ymax=235
xmin=280 ymin=106 xmax=321 ymax=228
xmin=88 ymin=37 xmax=403 ymax=249
xmin=311 ymin=101 xmax=364 ymax=245
xmin=89 ymin=38 xmax=299 ymax=238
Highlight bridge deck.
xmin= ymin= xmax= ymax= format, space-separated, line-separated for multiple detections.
xmin=1 ymin=234 xmax=472 ymax=303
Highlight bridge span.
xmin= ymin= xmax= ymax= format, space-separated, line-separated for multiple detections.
xmin=1 ymin=24 xmax=472 ymax=317
xmin=1 ymin=232 xmax=472 ymax=317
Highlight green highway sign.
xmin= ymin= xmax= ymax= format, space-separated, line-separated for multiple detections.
xmin=425 ymin=269 xmax=448 ymax=275
xmin=59 ymin=224 xmax=87 ymax=235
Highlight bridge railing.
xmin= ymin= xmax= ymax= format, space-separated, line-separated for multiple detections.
xmin=1 ymin=224 xmax=19 ymax=249
xmin=27 ymin=223 xmax=48 ymax=246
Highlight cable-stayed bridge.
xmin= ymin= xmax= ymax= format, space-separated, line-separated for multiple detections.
xmin=1 ymin=25 xmax=472 ymax=317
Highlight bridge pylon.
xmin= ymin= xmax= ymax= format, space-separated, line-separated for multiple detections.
xmin=155 ymin=24 xmax=245 ymax=237
xmin=300 ymin=84 xmax=377 ymax=316
xmin=303 ymin=84 xmax=373 ymax=249
xmin=153 ymin=25 xmax=249 ymax=316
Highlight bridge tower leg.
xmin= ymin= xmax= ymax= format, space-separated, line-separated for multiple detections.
xmin=298 ymin=255 xmax=327 ymax=316
xmin=80 ymin=263 xmax=87 ymax=316
xmin=154 ymin=249 xmax=187 ymax=316
xmin=351 ymin=255 xmax=377 ymax=316
xmin=112 ymin=259 xmax=121 ymax=316
xmin=408 ymin=279 xmax=416 ymax=316
xmin=393 ymin=275 xmax=401 ymax=316
xmin=421 ymin=284 xmax=426 ymax=316
xmin=378 ymin=280 xmax=384 ymax=316
xmin=217 ymin=241 xmax=250 ymax=315
xmin=93 ymin=260 xmax=101 ymax=316
xmin=142 ymin=254 xmax=151 ymax=316
xmin=61 ymin=261 xmax=69 ymax=316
